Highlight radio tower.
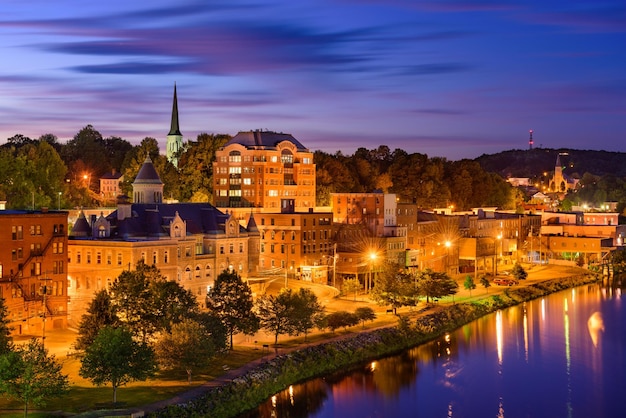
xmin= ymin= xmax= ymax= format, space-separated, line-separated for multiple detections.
xmin=528 ymin=129 xmax=534 ymax=150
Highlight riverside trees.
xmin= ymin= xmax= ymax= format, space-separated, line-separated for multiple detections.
xmin=255 ymin=288 xmax=325 ymax=347
xmin=207 ymin=269 xmax=259 ymax=350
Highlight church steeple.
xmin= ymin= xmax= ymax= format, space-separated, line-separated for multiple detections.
xmin=168 ymin=83 xmax=182 ymax=136
xmin=166 ymin=83 xmax=184 ymax=167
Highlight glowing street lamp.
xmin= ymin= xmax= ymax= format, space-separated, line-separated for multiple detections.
xmin=368 ymin=251 xmax=377 ymax=292
xmin=495 ymin=233 xmax=502 ymax=275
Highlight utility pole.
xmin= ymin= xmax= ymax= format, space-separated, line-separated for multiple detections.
xmin=39 ymin=275 xmax=51 ymax=349
xmin=332 ymin=243 xmax=337 ymax=288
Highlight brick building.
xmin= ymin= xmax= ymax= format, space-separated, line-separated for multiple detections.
xmin=213 ymin=131 xmax=316 ymax=211
xmin=0 ymin=206 xmax=68 ymax=336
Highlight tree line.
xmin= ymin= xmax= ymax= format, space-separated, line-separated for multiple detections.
xmin=2 ymin=128 xmax=624 ymax=213
xmin=0 ymin=128 xmax=514 ymax=211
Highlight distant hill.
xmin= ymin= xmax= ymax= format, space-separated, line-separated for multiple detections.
xmin=474 ymin=148 xmax=626 ymax=179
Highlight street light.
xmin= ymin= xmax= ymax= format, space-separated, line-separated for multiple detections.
xmin=57 ymin=192 xmax=61 ymax=210
xmin=444 ymin=240 xmax=451 ymax=275
xmin=368 ymin=251 xmax=377 ymax=292
xmin=495 ymin=233 xmax=502 ymax=275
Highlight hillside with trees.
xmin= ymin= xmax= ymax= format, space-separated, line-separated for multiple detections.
xmin=475 ymin=148 xmax=626 ymax=179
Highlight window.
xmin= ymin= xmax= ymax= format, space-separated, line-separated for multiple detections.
xmin=117 ymin=253 xmax=122 ymax=266
xmin=86 ymin=253 xmax=92 ymax=264
xmin=220 ymin=246 xmax=224 ymax=254
xmin=239 ymin=243 xmax=244 ymax=253
xmin=229 ymin=243 xmax=234 ymax=254
xmin=96 ymin=252 xmax=102 ymax=264
xmin=30 ymin=225 xmax=42 ymax=235
xmin=31 ymin=262 xmax=41 ymax=276
xmin=107 ymin=253 xmax=112 ymax=265
xmin=281 ymin=150 xmax=293 ymax=164
xmin=229 ymin=151 xmax=242 ymax=163
xmin=153 ymin=251 xmax=158 ymax=264
xmin=164 ymin=251 xmax=169 ymax=263
xmin=12 ymin=226 xmax=23 ymax=240
xmin=76 ymin=252 xmax=82 ymax=263
xmin=195 ymin=266 xmax=201 ymax=278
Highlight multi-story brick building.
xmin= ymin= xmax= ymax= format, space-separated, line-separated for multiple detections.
xmin=253 ymin=211 xmax=334 ymax=284
xmin=67 ymin=157 xmax=260 ymax=325
xmin=0 ymin=205 xmax=68 ymax=336
xmin=331 ymin=192 xmax=407 ymax=288
xmin=213 ymin=131 xmax=316 ymax=211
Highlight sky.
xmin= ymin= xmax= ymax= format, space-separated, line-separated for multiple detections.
xmin=0 ymin=0 xmax=624 ymax=161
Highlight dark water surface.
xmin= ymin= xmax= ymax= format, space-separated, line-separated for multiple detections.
xmin=242 ymin=283 xmax=626 ymax=418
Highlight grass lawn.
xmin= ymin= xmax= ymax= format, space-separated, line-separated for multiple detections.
xmin=0 ymin=346 xmax=263 ymax=415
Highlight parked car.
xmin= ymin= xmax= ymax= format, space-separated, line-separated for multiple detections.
xmin=494 ymin=278 xmax=518 ymax=286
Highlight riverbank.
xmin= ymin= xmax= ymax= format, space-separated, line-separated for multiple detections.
xmin=146 ymin=270 xmax=600 ymax=418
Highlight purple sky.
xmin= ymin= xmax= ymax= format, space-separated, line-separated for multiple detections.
xmin=0 ymin=0 xmax=624 ymax=160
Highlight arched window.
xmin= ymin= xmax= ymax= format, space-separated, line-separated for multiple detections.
xmin=205 ymin=264 xmax=211 ymax=278
xmin=195 ymin=265 xmax=201 ymax=278
xmin=281 ymin=149 xmax=293 ymax=164
xmin=229 ymin=151 xmax=242 ymax=163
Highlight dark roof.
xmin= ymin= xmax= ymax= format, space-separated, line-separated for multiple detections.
xmin=246 ymin=213 xmax=259 ymax=235
xmin=101 ymin=171 xmax=123 ymax=180
xmin=168 ymin=83 xmax=182 ymax=136
xmin=134 ymin=156 xmax=163 ymax=185
xmin=102 ymin=203 xmax=234 ymax=240
xmin=72 ymin=212 xmax=91 ymax=237
xmin=224 ymin=131 xmax=308 ymax=151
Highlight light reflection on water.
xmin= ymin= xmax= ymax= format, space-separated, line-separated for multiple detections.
xmin=241 ymin=283 xmax=625 ymax=418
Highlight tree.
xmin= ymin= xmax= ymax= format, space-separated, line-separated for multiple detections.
xmin=354 ymin=306 xmax=376 ymax=329
xmin=207 ymin=269 xmax=259 ymax=349
xmin=150 ymin=278 xmax=199 ymax=334
xmin=463 ymin=275 xmax=476 ymax=297
xmin=109 ymin=263 xmax=155 ymax=341
xmin=0 ymin=297 xmax=12 ymax=355
xmin=193 ymin=311 xmax=228 ymax=353
xmin=0 ymin=338 xmax=69 ymax=417
xmin=511 ymin=263 xmax=528 ymax=281
xmin=75 ymin=289 xmax=118 ymax=351
xmin=415 ymin=269 xmax=459 ymax=303
xmin=255 ymin=289 xmax=298 ymax=347
xmin=343 ymin=278 xmax=361 ymax=301
xmin=291 ymin=288 xmax=325 ymax=341
xmin=325 ymin=311 xmax=359 ymax=332
xmin=370 ymin=262 xmax=419 ymax=312
xmin=80 ymin=326 xmax=157 ymax=404
xmin=155 ymin=319 xmax=218 ymax=384
xmin=480 ymin=275 xmax=491 ymax=294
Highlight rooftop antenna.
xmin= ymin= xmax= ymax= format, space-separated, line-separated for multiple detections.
xmin=529 ymin=129 xmax=534 ymax=150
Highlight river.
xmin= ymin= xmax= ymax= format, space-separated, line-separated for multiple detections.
xmin=241 ymin=282 xmax=625 ymax=418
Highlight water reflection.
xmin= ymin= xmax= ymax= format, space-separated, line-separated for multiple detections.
xmin=243 ymin=283 xmax=626 ymax=418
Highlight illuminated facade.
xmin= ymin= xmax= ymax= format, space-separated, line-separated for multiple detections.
xmin=67 ymin=157 xmax=260 ymax=326
xmin=254 ymin=211 xmax=334 ymax=283
xmin=213 ymin=131 xmax=316 ymax=211
xmin=0 ymin=207 xmax=68 ymax=336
